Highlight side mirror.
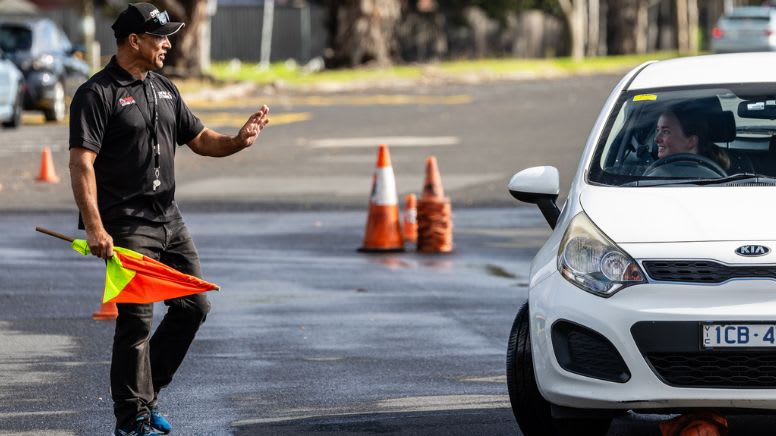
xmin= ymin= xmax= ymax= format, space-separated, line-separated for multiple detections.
xmin=508 ymin=166 xmax=561 ymax=229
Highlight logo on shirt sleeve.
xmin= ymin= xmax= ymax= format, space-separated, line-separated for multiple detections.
xmin=119 ymin=96 xmax=136 ymax=107
xmin=157 ymin=91 xmax=174 ymax=100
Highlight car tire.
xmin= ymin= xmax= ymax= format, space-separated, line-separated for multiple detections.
xmin=2 ymin=82 xmax=23 ymax=128
xmin=506 ymin=303 xmax=612 ymax=436
xmin=43 ymin=81 xmax=65 ymax=122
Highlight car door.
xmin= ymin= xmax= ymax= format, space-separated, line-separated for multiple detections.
xmin=0 ymin=54 xmax=11 ymax=110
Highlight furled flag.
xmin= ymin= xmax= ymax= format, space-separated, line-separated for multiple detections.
xmin=71 ymin=239 xmax=219 ymax=304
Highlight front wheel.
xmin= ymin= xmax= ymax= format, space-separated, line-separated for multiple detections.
xmin=505 ymin=303 xmax=612 ymax=436
xmin=43 ymin=81 xmax=65 ymax=122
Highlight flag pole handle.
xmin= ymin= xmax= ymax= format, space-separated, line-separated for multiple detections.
xmin=35 ymin=226 xmax=76 ymax=243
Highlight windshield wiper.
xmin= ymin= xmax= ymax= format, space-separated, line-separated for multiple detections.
xmin=629 ymin=173 xmax=776 ymax=187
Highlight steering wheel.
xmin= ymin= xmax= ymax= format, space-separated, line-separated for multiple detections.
xmin=643 ymin=153 xmax=726 ymax=178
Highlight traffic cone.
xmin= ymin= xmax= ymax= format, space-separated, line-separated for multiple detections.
xmin=359 ymin=144 xmax=404 ymax=252
xmin=417 ymin=156 xmax=453 ymax=253
xmin=402 ymin=193 xmax=418 ymax=244
xmin=422 ymin=156 xmax=444 ymax=200
xmin=92 ymin=301 xmax=118 ymax=320
xmin=36 ymin=146 xmax=60 ymax=184
xmin=659 ymin=411 xmax=728 ymax=436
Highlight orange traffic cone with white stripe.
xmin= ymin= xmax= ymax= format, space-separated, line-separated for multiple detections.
xmin=92 ymin=301 xmax=118 ymax=320
xmin=359 ymin=144 xmax=404 ymax=252
xmin=37 ymin=146 xmax=60 ymax=184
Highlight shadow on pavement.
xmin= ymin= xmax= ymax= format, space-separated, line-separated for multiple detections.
xmin=232 ymin=407 xmax=520 ymax=435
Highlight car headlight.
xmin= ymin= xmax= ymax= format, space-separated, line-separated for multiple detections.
xmin=32 ymin=54 xmax=54 ymax=70
xmin=558 ymin=212 xmax=645 ymax=297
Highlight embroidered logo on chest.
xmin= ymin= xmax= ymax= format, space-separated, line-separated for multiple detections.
xmin=157 ymin=91 xmax=174 ymax=100
xmin=119 ymin=96 xmax=136 ymax=107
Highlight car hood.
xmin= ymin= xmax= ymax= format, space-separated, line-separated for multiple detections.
xmin=580 ymin=186 xmax=776 ymax=243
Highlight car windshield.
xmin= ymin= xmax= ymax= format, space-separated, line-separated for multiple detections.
xmin=0 ymin=25 xmax=32 ymax=52
xmin=588 ymin=84 xmax=776 ymax=187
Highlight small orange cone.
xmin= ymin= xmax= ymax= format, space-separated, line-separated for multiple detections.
xmin=659 ymin=411 xmax=728 ymax=436
xmin=37 ymin=146 xmax=60 ymax=184
xmin=402 ymin=193 xmax=418 ymax=244
xmin=359 ymin=144 xmax=404 ymax=252
xmin=417 ymin=156 xmax=453 ymax=253
xmin=92 ymin=301 xmax=118 ymax=320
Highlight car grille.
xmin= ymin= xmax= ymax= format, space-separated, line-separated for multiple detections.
xmin=552 ymin=321 xmax=630 ymax=383
xmin=642 ymin=261 xmax=776 ymax=283
xmin=646 ymin=352 xmax=776 ymax=388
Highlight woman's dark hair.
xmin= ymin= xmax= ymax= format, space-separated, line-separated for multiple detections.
xmin=664 ymin=104 xmax=730 ymax=169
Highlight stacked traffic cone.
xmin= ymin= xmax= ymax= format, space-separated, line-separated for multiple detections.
xmin=416 ymin=156 xmax=453 ymax=253
xmin=36 ymin=146 xmax=60 ymax=184
xmin=92 ymin=301 xmax=118 ymax=320
xmin=659 ymin=411 xmax=728 ymax=436
xmin=402 ymin=193 xmax=418 ymax=244
xmin=359 ymin=144 xmax=404 ymax=252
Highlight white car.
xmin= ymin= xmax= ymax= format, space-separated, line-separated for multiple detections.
xmin=0 ymin=46 xmax=22 ymax=128
xmin=506 ymin=52 xmax=776 ymax=436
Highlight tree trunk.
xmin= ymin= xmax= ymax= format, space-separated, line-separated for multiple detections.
xmin=325 ymin=0 xmax=402 ymax=68
xmin=156 ymin=0 xmax=207 ymax=77
xmin=558 ymin=0 xmax=586 ymax=60
xmin=607 ymin=0 xmax=650 ymax=54
xmin=688 ymin=0 xmax=700 ymax=54
xmin=676 ymin=0 xmax=689 ymax=53
xmin=587 ymin=0 xmax=599 ymax=56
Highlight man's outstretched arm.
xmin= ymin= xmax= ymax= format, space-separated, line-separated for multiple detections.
xmin=187 ymin=105 xmax=270 ymax=157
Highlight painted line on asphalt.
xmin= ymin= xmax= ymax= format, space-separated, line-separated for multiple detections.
xmin=187 ymin=94 xmax=473 ymax=109
xmin=303 ymin=136 xmax=460 ymax=148
xmin=195 ymin=111 xmax=311 ymax=128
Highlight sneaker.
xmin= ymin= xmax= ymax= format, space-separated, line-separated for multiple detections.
xmin=150 ymin=407 xmax=171 ymax=434
xmin=114 ymin=415 xmax=160 ymax=436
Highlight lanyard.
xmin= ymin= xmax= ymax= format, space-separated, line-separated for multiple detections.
xmin=135 ymin=79 xmax=162 ymax=191
xmin=149 ymin=80 xmax=161 ymax=191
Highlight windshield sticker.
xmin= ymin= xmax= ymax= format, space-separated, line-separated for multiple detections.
xmin=633 ymin=94 xmax=657 ymax=102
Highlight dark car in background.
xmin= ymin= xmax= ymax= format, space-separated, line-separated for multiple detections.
xmin=711 ymin=6 xmax=776 ymax=53
xmin=0 ymin=16 xmax=89 ymax=122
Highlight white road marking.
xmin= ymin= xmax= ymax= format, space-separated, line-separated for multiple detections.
xmin=302 ymin=136 xmax=460 ymax=148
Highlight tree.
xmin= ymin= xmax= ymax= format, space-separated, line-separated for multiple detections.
xmin=155 ymin=0 xmax=208 ymax=76
xmin=557 ymin=0 xmax=587 ymax=59
xmin=324 ymin=0 xmax=402 ymax=68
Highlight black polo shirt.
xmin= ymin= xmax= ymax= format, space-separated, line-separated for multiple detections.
xmin=69 ymin=56 xmax=204 ymax=225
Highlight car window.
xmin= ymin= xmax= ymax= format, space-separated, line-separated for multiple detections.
xmin=588 ymin=84 xmax=776 ymax=187
xmin=0 ymin=25 xmax=32 ymax=52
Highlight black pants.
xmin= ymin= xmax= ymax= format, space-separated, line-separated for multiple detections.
xmin=104 ymin=217 xmax=211 ymax=428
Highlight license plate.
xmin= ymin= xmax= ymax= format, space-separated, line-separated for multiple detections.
xmin=702 ymin=323 xmax=776 ymax=348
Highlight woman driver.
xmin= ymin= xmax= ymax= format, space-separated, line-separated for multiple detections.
xmin=655 ymin=107 xmax=730 ymax=171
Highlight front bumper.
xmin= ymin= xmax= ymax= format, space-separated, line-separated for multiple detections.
xmin=530 ymin=272 xmax=776 ymax=410
xmin=23 ymin=71 xmax=59 ymax=110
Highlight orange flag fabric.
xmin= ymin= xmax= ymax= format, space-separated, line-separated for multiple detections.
xmin=72 ymin=239 xmax=219 ymax=304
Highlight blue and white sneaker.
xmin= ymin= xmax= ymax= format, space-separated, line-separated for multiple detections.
xmin=150 ymin=407 xmax=171 ymax=434
xmin=114 ymin=415 xmax=160 ymax=436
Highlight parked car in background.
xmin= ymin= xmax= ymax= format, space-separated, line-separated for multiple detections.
xmin=0 ymin=46 xmax=23 ymax=128
xmin=0 ymin=16 xmax=89 ymax=122
xmin=506 ymin=52 xmax=776 ymax=435
xmin=711 ymin=6 xmax=776 ymax=53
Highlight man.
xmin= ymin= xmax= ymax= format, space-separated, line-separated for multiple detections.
xmin=68 ymin=3 xmax=269 ymax=435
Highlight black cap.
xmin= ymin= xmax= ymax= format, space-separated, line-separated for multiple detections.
xmin=112 ymin=3 xmax=184 ymax=39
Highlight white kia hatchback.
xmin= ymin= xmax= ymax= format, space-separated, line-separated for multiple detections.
xmin=506 ymin=52 xmax=776 ymax=436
